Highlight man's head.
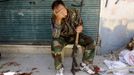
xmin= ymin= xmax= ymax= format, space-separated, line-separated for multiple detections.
xmin=52 ymin=0 xmax=67 ymax=18
xmin=126 ymin=38 xmax=134 ymax=51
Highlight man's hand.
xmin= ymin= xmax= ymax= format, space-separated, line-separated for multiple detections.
xmin=55 ymin=9 xmax=65 ymax=19
xmin=54 ymin=8 xmax=67 ymax=25
xmin=76 ymin=25 xmax=83 ymax=33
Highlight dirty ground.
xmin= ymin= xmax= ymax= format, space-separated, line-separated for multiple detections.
xmin=0 ymin=53 xmax=134 ymax=75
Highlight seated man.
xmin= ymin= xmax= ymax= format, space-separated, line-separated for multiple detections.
xmin=51 ymin=0 xmax=95 ymax=75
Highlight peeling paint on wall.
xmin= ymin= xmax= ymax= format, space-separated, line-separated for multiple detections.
xmin=100 ymin=0 xmax=134 ymax=53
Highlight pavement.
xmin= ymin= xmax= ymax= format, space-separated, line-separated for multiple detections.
xmin=0 ymin=53 xmax=134 ymax=75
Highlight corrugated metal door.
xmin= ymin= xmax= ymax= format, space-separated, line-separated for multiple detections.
xmin=0 ymin=0 xmax=100 ymax=44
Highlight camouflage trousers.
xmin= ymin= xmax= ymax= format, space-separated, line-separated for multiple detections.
xmin=51 ymin=33 xmax=95 ymax=70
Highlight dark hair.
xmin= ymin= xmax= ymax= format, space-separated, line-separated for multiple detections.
xmin=126 ymin=44 xmax=133 ymax=51
xmin=51 ymin=0 xmax=65 ymax=10
xmin=126 ymin=38 xmax=134 ymax=51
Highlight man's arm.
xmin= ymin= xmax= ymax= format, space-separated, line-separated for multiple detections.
xmin=51 ymin=7 xmax=66 ymax=38
xmin=51 ymin=17 xmax=62 ymax=39
xmin=74 ymin=9 xmax=83 ymax=33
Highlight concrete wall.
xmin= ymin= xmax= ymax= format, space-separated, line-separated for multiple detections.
xmin=100 ymin=0 xmax=134 ymax=53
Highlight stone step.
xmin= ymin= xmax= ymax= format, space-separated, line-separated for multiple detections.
xmin=0 ymin=45 xmax=82 ymax=57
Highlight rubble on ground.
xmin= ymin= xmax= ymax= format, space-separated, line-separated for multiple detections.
xmin=0 ymin=61 xmax=38 ymax=75
xmin=101 ymin=37 xmax=134 ymax=75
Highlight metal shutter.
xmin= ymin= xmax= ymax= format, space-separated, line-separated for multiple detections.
xmin=0 ymin=0 xmax=100 ymax=44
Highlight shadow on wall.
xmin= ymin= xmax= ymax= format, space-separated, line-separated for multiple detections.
xmin=100 ymin=18 xmax=134 ymax=53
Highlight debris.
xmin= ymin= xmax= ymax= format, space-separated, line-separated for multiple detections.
xmin=0 ymin=61 xmax=20 ymax=69
xmin=93 ymin=65 xmax=101 ymax=74
xmin=0 ymin=72 xmax=16 ymax=75
xmin=31 ymin=68 xmax=39 ymax=72
xmin=104 ymin=60 xmax=129 ymax=75
xmin=16 ymin=72 xmax=32 ymax=75
xmin=119 ymin=37 xmax=134 ymax=65
xmin=0 ymin=72 xmax=32 ymax=75
xmin=119 ymin=48 xmax=134 ymax=72
xmin=110 ymin=51 xmax=117 ymax=61
xmin=102 ymin=65 xmax=134 ymax=75
xmin=119 ymin=49 xmax=134 ymax=65
xmin=1 ymin=70 xmax=10 ymax=73
xmin=3 ymin=61 xmax=20 ymax=66
xmin=31 ymin=68 xmax=37 ymax=71
xmin=0 ymin=67 xmax=39 ymax=75
xmin=104 ymin=60 xmax=127 ymax=69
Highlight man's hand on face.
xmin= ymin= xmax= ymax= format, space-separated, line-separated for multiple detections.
xmin=54 ymin=9 xmax=65 ymax=20
xmin=54 ymin=5 xmax=67 ymax=25
xmin=76 ymin=25 xmax=83 ymax=33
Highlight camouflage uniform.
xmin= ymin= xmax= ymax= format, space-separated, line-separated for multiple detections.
xmin=51 ymin=8 xmax=95 ymax=70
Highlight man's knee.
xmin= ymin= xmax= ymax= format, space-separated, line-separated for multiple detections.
xmin=80 ymin=34 xmax=94 ymax=47
xmin=86 ymin=37 xmax=94 ymax=46
xmin=87 ymin=43 xmax=95 ymax=50
xmin=51 ymin=40 xmax=64 ymax=56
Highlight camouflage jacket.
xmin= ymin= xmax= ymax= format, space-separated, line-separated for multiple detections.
xmin=51 ymin=8 xmax=83 ymax=39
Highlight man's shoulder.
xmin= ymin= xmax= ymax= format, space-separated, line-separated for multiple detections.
xmin=67 ymin=8 xmax=79 ymax=14
xmin=67 ymin=8 xmax=79 ymax=20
